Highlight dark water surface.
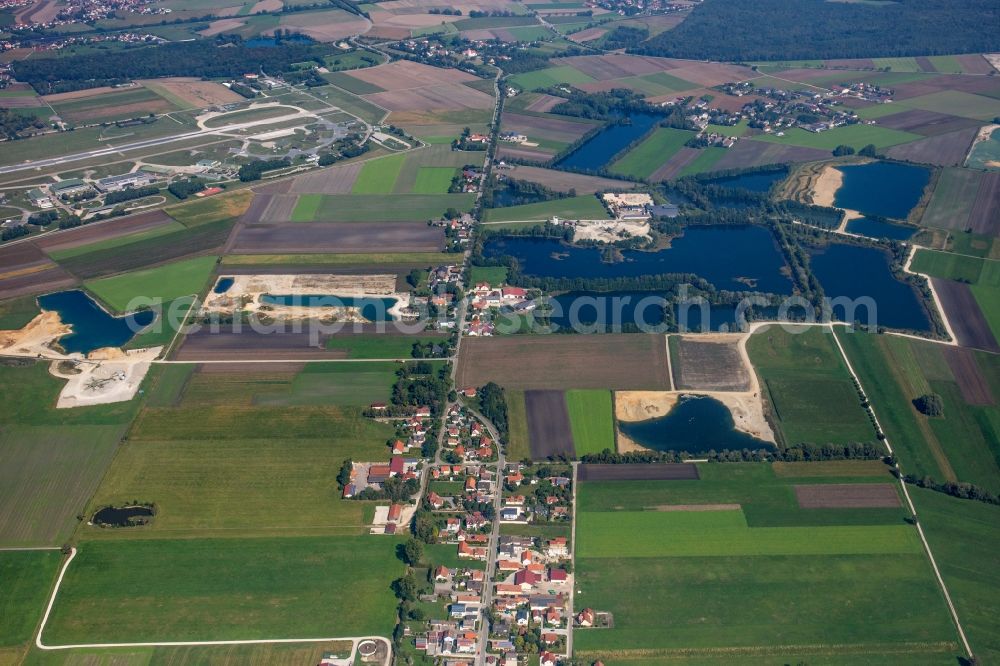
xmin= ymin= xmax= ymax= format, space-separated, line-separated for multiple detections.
xmin=260 ymin=294 xmax=399 ymax=321
xmin=554 ymin=112 xmax=661 ymax=171
xmin=834 ymin=161 xmax=929 ymax=219
xmin=37 ymin=290 xmax=155 ymax=354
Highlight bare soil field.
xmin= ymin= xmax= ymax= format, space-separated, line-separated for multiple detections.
xmin=650 ymin=146 xmax=700 ymax=181
xmin=366 ymin=84 xmax=493 ymax=112
xmin=35 ymin=210 xmax=175 ymax=255
xmin=140 ymin=78 xmax=243 ymax=107
xmin=288 ymin=162 xmax=363 ymax=194
xmin=0 ymin=243 xmax=77 ymax=299
xmin=885 ymin=127 xmax=978 ymax=167
xmin=956 ymin=54 xmax=996 ymax=75
xmin=174 ymin=329 xmax=349 ymax=361
xmin=665 ymin=60 xmax=756 ymax=87
xmin=501 ymin=112 xmax=596 ymax=144
xmin=230 ymin=222 xmax=444 ymax=253
xmin=794 ymin=483 xmax=900 ymax=508
xmin=456 ymin=334 xmax=671 ymax=390
xmin=365 ymin=25 xmax=410 ymax=40
xmin=969 ymin=172 xmax=1000 ymax=236
xmin=505 ymin=165 xmax=635 ymax=194
xmin=524 ymin=389 xmax=576 ymax=459
xmin=892 ymin=75 xmax=1000 ymax=100
xmin=524 ymin=94 xmax=565 ymax=113
xmin=877 ymin=109 xmax=981 ymax=137
xmin=943 ymin=346 xmax=996 ymax=406
xmin=373 ymin=0 xmax=518 ymax=12
xmin=15 ymin=0 xmax=60 ymax=24
xmin=713 ymin=141 xmax=829 ymax=171
xmin=197 ymin=361 xmax=304 ymax=374
xmin=671 ymin=335 xmax=751 ymax=392
xmin=259 ymin=195 xmax=300 ymax=224
xmin=199 ymin=18 xmax=245 ymax=36
xmin=568 ymin=28 xmax=606 ymax=43
xmin=0 ymin=94 xmax=42 ymax=108
xmin=42 ymin=85 xmax=130 ymax=102
xmin=271 ymin=10 xmax=371 ymax=42
xmin=59 ymin=98 xmax=175 ymax=124
xmin=497 ymin=144 xmax=555 ymax=162
xmin=253 ymin=180 xmax=292 ymax=195
xmin=349 ymin=60 xmax=478 ymax=90
xmin=930 ymin=278 xmax=999 ymax=353
xmin=559 ymin=54 xmax=681 ymax=80
xmin=251 ymin=0 xmax=282 ymax=11
xmin=578 ymin=463 xmax=699 ymax=481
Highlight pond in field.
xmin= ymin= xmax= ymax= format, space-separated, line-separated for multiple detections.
xmin=809 ymin=243 xmax=931 ymax=332
xmin=834 ymin=161 xmax=930 ymax=219
xmin=482 ymin=225 xmax=793 ymax=293
xmin=92 ymin=505 xmax=154 ymax=528
xmin=705 ymin=168 xmax=788 ymax=193
xmin=541 ymin=290 xmax=789 ymax=332
xmin=844 ymin=216 xmax=916 ymax=241
xmin=37 ymin=290 xmax=155 ymax=354
xmin=260 ymin=294 xmax=399 ymax=321
xmin=618 ymin=394 xmax=773 ymax=454
xmin=213 ymin=277 xmax=235 ymax=294
xmin=553 ymin=112 xmax=661 ymax=171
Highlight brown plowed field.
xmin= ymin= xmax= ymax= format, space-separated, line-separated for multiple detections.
xmin=34 ymin=210 xmax=175 ymax=254
xmin=969 ymin=172 xmax=1000 ymax=237
xmin=713 ymin=141 xmax=829 ymax=171
xmin=455 ymin=334 xmax=671 ymax=390
xmin=558 ymin=54 xmax=675 ymax=80
xmin=140 ymin=78 xmax=242 ymax=107
xmin=915 ymin=56 xmax=936 ymax=73
xmin=230 ymin=222 xmax=444 ymax=253
xmin=253 ymin=179 xmax=292 ymax=195
xmin=349 ymin=60 xmax=479 ymax=90
xmin=578 ymin=463 xmax=699 ymax=481
xmin=878 ymin=109 xmax=981 ymax=137
xmin=0 ymin=95 xmax=42 ymax=108
xmin=943 ymin=346 xmax=995 ymax=406
xmin=794 ymin=483 xmax=900 ymax=508
xmin=0 ymin=242 xmax=78 ymax=299
xmin=366 ymin=84 xmax=493 ymax=112
xmin=288 ymin=162 xmax=363 ymax=194
xmin=884 ymin=127 xmax=978 ymax=167
xmin=497 ymin=145 xmax=555 ymax=162
xmin=506 ymin=165 xmax=636 ymax=194
xmin=258 ymin=195 xmax=299 ymax=224
xmin=650 ymin=146 xmax=700 ymax=181
xmin=892 ymin=75 xmax=1000 ymax=100
xmin=174 ymin=329 xmax=349 ymax=361
xmin=956 ymin=54 xmax=996 ymax=75
xmin=197 ymin=361 xmax=305 ymax=374
xmin=568 ymin=28 xmax=606 ymax=43
xmin=501 ymin=113 xmax=596 ymax=144
xmin=670 ymin=336 xmax=750 ymax=392
xmin=931 ymin=278 xmax=1000 ymax=353
xmin=524 ymin=390 xmax=575 ymax=459
xmin=666 ymin=61 xmax=756 ymax=87
xmin=524 ymin=94 xmax=564 ymax=113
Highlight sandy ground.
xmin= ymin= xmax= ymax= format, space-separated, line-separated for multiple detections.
xmin=613 ymin=389 xmax=776 ymax=453
xmin=573 ymin=219 xmax=651 ymax=243
xmin=52 ymin=347 xmax=161 ymax=408
xmin=965 ymin=123 xmax=1000 ymax=164
xmin=370 ymin=504 xmax=418 ymax=534
xmin=984 ymin=54 xmax=1000 ymax=73
xmin=202 ymin=273 xmax=409 ymax=321
xmin=810 ymin=164 xmax=843 ymax=207
xmin=0 ymin=311 xmax=71 ymax=359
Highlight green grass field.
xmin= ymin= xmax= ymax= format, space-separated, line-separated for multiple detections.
xmin=903 ymin=90 xmax=1000 ymax=121
xmin=0 ymin=294 xmax=44 ymax=329
xmin=49 ymin=87 xmax=181 ymax=124
xmin=412 ymin=167 xmax=458 ymax=194
xmin=609 ymin=127 xmax=695 ymax=179
xmin=468 ymin=265 xmax=509 ymax=285
xmin=920 ymin=167 xmax=983 ymax=230
xmin=747 ymin=325 xmax=876 ymax=446
xmin=505 ymin=389 xmax=531 ymax=461
xmin=323 ymin=70 xmax=385 ymax=94
xmin=483 ymin=195 xmax=609 ymax=222
xmin=966 ymin=127 xmax=1000 ymax=171
xmin=565 ymin=389 xmax=615 ymax=456
xmin=21 ymin=641 xmax=355 ymax=666
xmin=324 ymin=335 xmax=450 ymax=359
xmin=84 ymin=255 xmax=217 ymax=313
xmin=911 ymin=249 xmax=1000 ymax=286
xmin=509 ymin=65 xmax=596 ymax=90
xmin=0 ymin=550 xmax=61 ymax=648
xmin=676 ymin=146 xmax=727 ymax=177
xmin=753 ymin=124 xmax=922 ymax=150
xmin=292 ymin=193 xmax=475 ymax=222
xmin=43 ymin=536 xmax=402 ymax=644
xmin=352 ymin=153 xmax=406 ymax=194
xmin=573 ymin=464 xmax=958 ymax=661
xmin=45 ymin=220 xmax=187 ymax=262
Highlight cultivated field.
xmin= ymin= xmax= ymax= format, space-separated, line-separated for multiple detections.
xmin=524 ymin=389 xmax=576 ymax=459
xmin=0 ymin=550 xmax=62 ymax=656
xmin=609 ymin=127 xmax=695 ymax=180
xmin=482 ymin=195 xmax=609 ymax=222
xmin=930 ymin=278 xmax=998 ymax=352
xmin=566 ymin=389 xmax=616 ymax=457
xmin=502 ymin=165 xmax=635 ymax=194
xmin=292 ymin=193 xmax=475 ymax=222
xmin=669 ymin=335 xmax=750 ymax=392
xmin=230 ymin=222 xmax=445 ymax=254
xmin=456 ymin=334 xmax=672 ymax=390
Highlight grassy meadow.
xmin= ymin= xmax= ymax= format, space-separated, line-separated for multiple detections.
xmin=565 ymin=389 xmax=615 ymax=456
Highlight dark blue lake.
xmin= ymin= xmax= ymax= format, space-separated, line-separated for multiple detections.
xmin=705 ymin=169 xmax=787 ymax=193
xmin=845 ymin=216 xmax=916 ymax=241
xmin=483 ymin=225 xmax=792 ymax=293
xmin=37 ymin=290 xmax=155 ymax=354
xmin=834 ymin=161 xmax=930 ymax=220
xmin=213 ymin=277 xmax=235 ymax=294
xmin=554 ymin=112 xmax=661 ymax=171
xmin=619 ymin=394 xmax=773 ymax=454
xmin=810 ymin=243 xmax=931 ymax=332
xmin=541 ymin=290 xmax=789 ymax=332
xmin=260 ymin=294 xmax=399 ymax=321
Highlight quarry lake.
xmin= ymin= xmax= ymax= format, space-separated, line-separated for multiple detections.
xmin=260 ymin=294 xmax=399 ymax=321
xmin=37 ymin=290 xmax=155 ymax=354
xmin=834 ymin=161 xmax=930 ymax=219
xmin=810 ymin=243 xmax=931 ymax=332
xmin=619 ymin=394 xmax=773 ymax=454
xmin=705 ymin=168 xmax=788 ymax=193
xmin=483 ymin=225 xmax=793 ymax=293
xmin=845 ymin=216 xmax=917 ymax=241
xmin=554 ymin=112 xmax=661 ymax=171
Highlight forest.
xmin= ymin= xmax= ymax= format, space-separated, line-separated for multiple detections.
xmin=634 ymin=0 xmax=1000 ymax=61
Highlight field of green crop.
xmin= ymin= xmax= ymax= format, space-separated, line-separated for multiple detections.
xmin=323 ymin=70 xmax=385 ymax=95
xmin=904 ymin=90 xmax=1000 ymax=121
xmin=292 ymin=193 xmax=475 ymax=222
xmin=85 ymin=255 xmax=217 ymax=313
xmin=0 ymin=550 xmax=61 ymax=648
xmin=509 ymin=65 xmax=596 ymax=90
xmin=21 ymin=640 xmax=356 ymax=666
xmin=42 ymin=536 xmax=403 ymax=644
xmin=676 ymin=146 xmax=727 ymax=177
xmin=753 ymin=124 xmax=922 ymax=150
xmin=483 ymin=195 xmax=609 ymax=222
xmin=45 ymin=220 xmax=188 ymax=262
xmin=573 ymin=464 xmax=958 ymax=662
xmin=911 ymin=249 xmax=1000 ymax=286
xmin=747 ymin=325 xmax=876 ymax=446
xmin=324 ymin=334 xmax=450 ymax=359
xmin=49 ymin=87 xmax=181 ymax=124
xmin=565 ymin=389 xmax=615 ymax=456
xmin=609 ymin=127 xmax=695 ymax=179
xmin=352 ymin=153 xmax=406 ymax=194
xmin=412 ymin=167 xmax=458 ymax=194
xmin=505 ymin=389 xmax=531 ymax=461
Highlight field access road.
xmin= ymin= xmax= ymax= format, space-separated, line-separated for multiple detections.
xmin=34 ymin=549 xmax=393 ymax=664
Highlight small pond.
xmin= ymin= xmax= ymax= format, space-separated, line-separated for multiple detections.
xmin=37 ymin=290 xmax=155 ymax=354
xmin=845 ymin=216 xmax=916 ymax=241
xmin=809 ymin=243 xmax=931 ymax=332
xmin=705 ymin=168 xmax=788 ymax=193
xmin=213 ymin=277 xmax=235 ymax=294
xmin=260 ymin=294 xmax=399 ymax=322
xmin=618 ymin=394 xmax=773 ymax=454
xmin=483 ymin=225 xmax=792 ymax=294
xmin=834 ymin=161 xmax=930 ymax=220
xmin=554 ymin=112 xmax=662 ymax=171
xmin=92 ymin=505 xmax=154 ymax=527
